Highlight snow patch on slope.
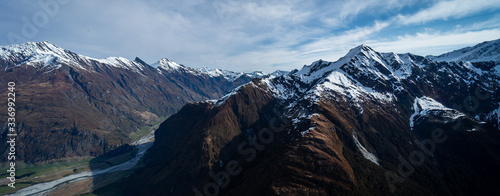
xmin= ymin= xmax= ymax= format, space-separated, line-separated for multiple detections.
xmin=380 ymin=52 xmax=414 ymax=79
xmin=213 ymin=84 xmax=247 ymax=106
xmin=409 ymin=97 xmax=465 ymax=130
xmin=352 ymin=129 xmax=380 ymax=166
xmin=312 ymin=71 xmax=395 ymax=103
xmin=261 ymin=77 xmax=297 ymax=100
xmin=96 ymin=57 xmax=145 ymax=72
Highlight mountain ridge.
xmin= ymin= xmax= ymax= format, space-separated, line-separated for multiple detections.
xmin=428 ymin=38 xmax=500 ymax=62
xmin=0 ymin=41 xmax=288 ymax=81
xmin=123 ymin=38 xmax=500 ymax=195
xmin=0 ymin=41 xmax=264 ymax=162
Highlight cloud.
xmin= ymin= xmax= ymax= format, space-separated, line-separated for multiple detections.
xmin=397 ymin=0 xmax=500 ymax=25
xmin=299 ymin=21 xmax=390 ymax=57
xmin=339 ymin=0 xmax=409 ymax=19
xmin=467 ymin=14 xmax=500 ymax=31
xmin=202 ymin=20 xmax=393 ymax=72
xmin=368 ymin=28 xmax=500 ymax=55
xmin=213 ymin=1 xmax=299 ymax=22
xmin=1 ymin=0 xmax=499 ymax=73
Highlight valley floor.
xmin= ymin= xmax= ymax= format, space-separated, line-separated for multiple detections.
xmin=1 ymin=124 xmax=158 ymax=196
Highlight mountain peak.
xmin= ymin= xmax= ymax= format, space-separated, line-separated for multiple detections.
xmin=345 ymin=44 xmax=377 ymax=58
xmin=34 ymin=40 xmax=57 ymax=47
xmin=1 ymin=41 xmax=66 ymax=56
xmin=353 ymin=44 xmax=371 ymax=50
xmin=134 ymin=57 xmax=148 ymax=66
xmin=293 ymin=43 xmax=414 ymax=90
xmin=159 ymin=57 xmax=172 ymax=62
xmin=0 ymin=41 xmax=80 ymax=70
xmin=152 ymin=58 xmax=183 ymax=70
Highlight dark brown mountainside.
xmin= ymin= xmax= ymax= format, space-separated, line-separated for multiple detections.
xmin=123 ymin=40 xmax=500 ymax=195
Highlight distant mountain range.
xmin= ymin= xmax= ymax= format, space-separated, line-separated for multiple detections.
xmin=428 ymin=39 xmax=500 ymax=62
xmin=123 ymin=38 xmax=500 ymax=195
xmin=0 ymin=41 xmax=284 ymax=162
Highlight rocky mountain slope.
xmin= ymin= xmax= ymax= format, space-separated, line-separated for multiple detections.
xmin=428 ymin=38 xmax=500 ymax=62
xmin=0 ymin=41 xmax=271 ymax=163
xmin=124 ymin=39 xmax=500 ymax=195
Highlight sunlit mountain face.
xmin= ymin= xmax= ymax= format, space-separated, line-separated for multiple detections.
xmin=124 ymin=39 xmax=500 ymax=196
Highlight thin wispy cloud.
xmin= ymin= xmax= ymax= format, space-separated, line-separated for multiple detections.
xmin=0 ymin=0 xmax=499 ymax=72
xmin=338 ymin=0 xmax=414 ymax=20
xmin=300 ymin=21 xmax=391 ymax=56
xmin=396 ymin=0 xmax=500 ymax=25
xmin=369 ymin=28 xmax=500 ymax=55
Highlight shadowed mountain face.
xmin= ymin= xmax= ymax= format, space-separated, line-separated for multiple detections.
xmin=123 ymin=39 xmax=500 ymax=195
xmin=0 ymin=41 xmax=259 ymax=163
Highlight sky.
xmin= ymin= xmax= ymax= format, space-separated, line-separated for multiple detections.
xmin=1 ymin=0 xmax=500 ymax=72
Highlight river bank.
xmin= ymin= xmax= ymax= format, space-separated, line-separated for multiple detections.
xmin=5 ymin=126 xmax=156 ymax=196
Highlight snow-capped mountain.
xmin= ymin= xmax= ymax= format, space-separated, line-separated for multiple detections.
xmin=0 ymin=41 xmax=78 ymax=63
xmin=428 ymin=38 xmax=500 ymax=62
xmin=0 ymin=41 xmax=148 ymax=72
xmin=0 ymin=41 xmax=257 ymax=162
xmin=152 ymin=58 xmax=208 ymax=76
xmin=198 ymin=67 xmax=288 ymax=82
xmin=198 ymin=67 xmax=247 ymax=81
xmin=246 ymin=70 xmax=267 ymax=78
xmin=270 ymin=70 xmax=290 ymax=77
xmin=150 ymin=58 xmax=182 ymax=69
xmin=128 ymin=39 xmax=500 ymax=195
xmin=0 ymin=41 xmax=288 ymax=85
